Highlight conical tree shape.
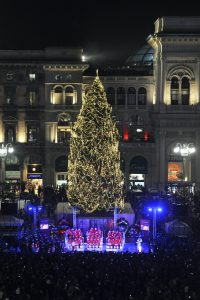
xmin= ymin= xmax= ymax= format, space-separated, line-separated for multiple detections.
xmin=67 ymin=73 xmax=124 ymax=213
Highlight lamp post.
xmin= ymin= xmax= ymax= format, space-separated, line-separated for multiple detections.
xmin=28 ymin=205 xmax=43 ymax=229
xmin=0 ymin=143 xmax=14 ymax=193
xmin=114 ymin=206 xmax=118 ymax=231
xmin=148 ymin=207 xmax=162 ymax=240
xmin=173 ymin=143 xmax=195 ymax=157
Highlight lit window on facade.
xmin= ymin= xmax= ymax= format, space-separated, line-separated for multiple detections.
xmin=29 ymin=73 xmax=36 ymax=81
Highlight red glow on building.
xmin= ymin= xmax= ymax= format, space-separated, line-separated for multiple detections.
xmin=144 ymin=130 xmax=149 ymax=141
xmin=124 ymin=128 xmax=129 ymax=141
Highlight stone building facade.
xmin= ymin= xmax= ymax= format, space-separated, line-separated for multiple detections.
xmin=1 ymin=17 xmax=200 ymax=193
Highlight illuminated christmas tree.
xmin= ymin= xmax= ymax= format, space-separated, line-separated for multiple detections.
xmin=67 ymin=72 xmax=124 ymax=213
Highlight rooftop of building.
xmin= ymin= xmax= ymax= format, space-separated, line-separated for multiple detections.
xmin=155 ymin=16 xmax=200 ymax=34
xmin=125 ymin=44 xmax=153 ymax=67
xmin=0 ymin=47 xmax=84 ymax=63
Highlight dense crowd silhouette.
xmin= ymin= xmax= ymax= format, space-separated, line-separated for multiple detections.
xmin=1 ymin=188 xmax=200 ymax=299
xmin=0 ymin=238 xmax=200 ymax=300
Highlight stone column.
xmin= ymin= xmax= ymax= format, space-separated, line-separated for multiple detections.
xmin=158 ymin=131 xmax=167 ymax=190
xmin=17 ymin=112 xmax=26 ymax=143
xmin=195 ymin=132 xmax=200 ymax=189
xmin=0 ymin=112 xmax=4 ymax=143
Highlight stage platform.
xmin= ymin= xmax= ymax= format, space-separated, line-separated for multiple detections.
xmin=65 ymin=242 xmax=150 ymax=253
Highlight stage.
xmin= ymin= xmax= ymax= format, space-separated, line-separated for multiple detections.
xmin=64 ymin=242 xmax=150 ymax=253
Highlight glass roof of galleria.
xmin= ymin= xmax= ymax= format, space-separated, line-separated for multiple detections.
xmin=125 ymin=45 xmax=154 ymax=66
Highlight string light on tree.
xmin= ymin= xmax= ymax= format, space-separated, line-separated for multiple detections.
xmin=67 ymin=71 xmax=124 ymax=212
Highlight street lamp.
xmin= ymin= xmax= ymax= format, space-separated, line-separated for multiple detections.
xmin=0 ymin=143 xmax=14 ymax=185
xmin=148 ymin=206 xmax=163 ymax=240
xmin=28 ymin=205 xmax=43 ymax=229
xmin=173 ymin=143 xmax=195 ymax=157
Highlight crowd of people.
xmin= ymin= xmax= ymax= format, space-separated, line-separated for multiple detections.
xmin=0 ymin=237 xmax=200 ymax=300
xmin=1 ymin=187 xmax=200 ymax=299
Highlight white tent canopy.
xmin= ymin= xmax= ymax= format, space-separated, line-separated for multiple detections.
xmin=165 ymin=219 xmax=191 ymax=237
xmin=0 ymin=215 xmax=24 ymax=227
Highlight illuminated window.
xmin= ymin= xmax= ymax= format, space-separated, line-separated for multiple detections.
xmin=29 ymin=73 xmax=36 ymax=81
xmin=52 ymin=86 xmax=63 ymax=104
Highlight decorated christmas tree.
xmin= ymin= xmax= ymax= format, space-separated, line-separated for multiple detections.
xmin=67 ymin=72 xmax=124 ymax=213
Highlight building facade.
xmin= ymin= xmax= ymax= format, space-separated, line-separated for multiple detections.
xmin=1 ymin=17 xmax=200 ymax=193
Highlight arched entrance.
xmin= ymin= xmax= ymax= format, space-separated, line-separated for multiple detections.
xmin=129 ymin=156 xmax=148 ymax=190
xmin=55 ymin=155 xmax=68 ymax=186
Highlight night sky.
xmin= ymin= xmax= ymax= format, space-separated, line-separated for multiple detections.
xmin=0 ymin=1 xmax=199 ymax=65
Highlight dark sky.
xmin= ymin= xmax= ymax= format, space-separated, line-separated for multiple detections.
xmin=0 ymin=1 xmax=199 ymax=65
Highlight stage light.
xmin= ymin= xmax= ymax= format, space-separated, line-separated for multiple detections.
xmin=28 ymin=207 xmax=33 ymax=211
xmin=148 ymin=208 xmax=152 ymax=212
xmin=157 ymin=207 xmax=162 ymax=212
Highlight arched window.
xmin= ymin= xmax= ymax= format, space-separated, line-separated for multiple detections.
xmin=127 ymin=87 xmax=136 ymax=105
xmin=117 ymin=87 xmax=125 ymax=105
xmin=106 ymin=87 xmax=115 ymax=105
xmin=138 ymin=87 xmax=147 ymax=105
xmin=130 ymin=156 xmax=148 ymax=174
xmin=181 ymin=77 xmax=190 ymax=105
xmin=171 ymin=77 xmax=179 ymax=105
xmin=65 ymin=86 xmax=75 ymax=105
xmin=55 ymin=156 xmax=68 ymax=172
xmin=169 ymin=67 xmax=193 ymax=106
xmin=52 ymin=86 xmax=63 ymax=104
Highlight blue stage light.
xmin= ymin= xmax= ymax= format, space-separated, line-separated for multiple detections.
xmin=28 ymin=207 xmax=33 ymax=211
xmin=157 ymin=207 xmax=162 ymax=212
xmin=148 ymin=208 xmax=152 ymax=212
xmin=38 ymin=206 xmax=42 ymax=212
